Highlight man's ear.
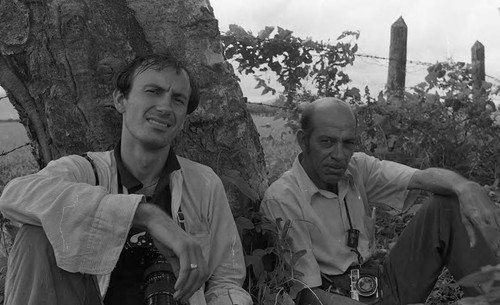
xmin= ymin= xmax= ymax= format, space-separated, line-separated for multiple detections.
xmin=113 ymin=90 xmax=126 ymax=114
xmin=297 ymin=129 xmax=308 ymax=153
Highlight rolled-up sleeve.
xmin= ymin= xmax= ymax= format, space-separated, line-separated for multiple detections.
xmin=353 ymin=153 xmax=417 ymax=210
xmin=0 ymin=155 xmax=142 ymax=274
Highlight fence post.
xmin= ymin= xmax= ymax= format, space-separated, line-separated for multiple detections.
xmin=471 ymin=40 xmax=485 ymax=102
xmin=386 ymin=16 xmax=407 ymax=107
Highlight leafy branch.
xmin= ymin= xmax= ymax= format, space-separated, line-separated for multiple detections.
xmin=221 ymin=25 xmax=360 ymax=108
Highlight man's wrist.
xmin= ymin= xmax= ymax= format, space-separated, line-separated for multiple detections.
xmin=133 ymin=202 xmax=159 ymax=230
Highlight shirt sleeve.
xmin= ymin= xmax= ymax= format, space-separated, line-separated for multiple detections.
xmin=353 ymin=153 xmax=417 ymax=211
xmin=260 ymin=188 xmax=322 ymax=289
xmin=204 ymin=175 xmax=252 ymax=305
xmin=0 ymin=155 xmax=142 ymax=274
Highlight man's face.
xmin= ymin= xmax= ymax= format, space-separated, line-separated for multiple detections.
xmin=298 ymin=104 xmax=357 ymax=189
xmin=114 ymin=66 xmax=191 ymax=150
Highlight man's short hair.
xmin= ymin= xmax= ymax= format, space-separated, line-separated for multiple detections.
xmin=115 ymin=54 xmax=200 ymax=114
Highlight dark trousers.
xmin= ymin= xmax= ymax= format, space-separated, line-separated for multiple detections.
xmin=4 ymin=224 xmax=103 ymax=305
xmin=381 ymin=195 xmax=499 ymax=304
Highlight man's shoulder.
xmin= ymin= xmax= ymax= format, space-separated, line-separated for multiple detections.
xmin=83 ymin=151 xmax=115 ymax=167
xmin=177 ymin=156 xmax=218 ymax=177
xmin=350 ymin=151 xmax=373 ymax=164
xmin=263 ymin=170 xmax=298 ymax=200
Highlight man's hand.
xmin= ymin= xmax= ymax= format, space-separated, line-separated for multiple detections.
xmin=456 ymin=181 xmax=500 ymax=247
xmin=134 ymin=203 xmax=209 ymax=303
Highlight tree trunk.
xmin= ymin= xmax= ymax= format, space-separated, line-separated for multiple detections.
xmin=0 ymin=0 xmax=268 ymax=214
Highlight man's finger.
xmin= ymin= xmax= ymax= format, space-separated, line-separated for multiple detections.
xmin=174 ymin=255 xmax=191 ymax=292
xmin=177 ymin=264 xmax=200 ymax=301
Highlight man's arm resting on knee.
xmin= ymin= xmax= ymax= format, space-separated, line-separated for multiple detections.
xmin=409 ymin=168 xmax=500 ymax=247
xmin=298 ymin=287 xmax=361 ymax=305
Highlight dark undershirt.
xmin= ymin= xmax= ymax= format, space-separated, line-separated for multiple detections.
xmin=104 ymin=144 xmax=180 ymax=305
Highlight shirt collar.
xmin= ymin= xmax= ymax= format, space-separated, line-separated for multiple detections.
xmin=113 ymin=142 xmax=181 ymax=193
xmin=292 ymin=153 xmax=354 ymax=202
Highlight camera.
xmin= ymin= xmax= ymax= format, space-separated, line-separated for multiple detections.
xmin=349 ymin=266 xmax=381 ymax=305
xmin=143 ymin=247 xmax=181 ymax=305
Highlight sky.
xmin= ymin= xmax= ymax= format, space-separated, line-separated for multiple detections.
xmin=2 ymin=0 xmax=500 ymax=118
xmin=210 ymin=0 xmax=500 ymax=103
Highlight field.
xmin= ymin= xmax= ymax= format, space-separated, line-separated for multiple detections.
xmin=251 ymin=114 xmax=300 ymax=184
xmin=0 ymin=122 xmax=37 ymax=192
xmin=0 ymin=117 xmax=463 ymax=304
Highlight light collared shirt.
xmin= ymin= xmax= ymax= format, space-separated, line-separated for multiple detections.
xmin=0 ymin=151 xmax=252 ymax=305
xmin=260 ymin=152 xmax=417 ymax=288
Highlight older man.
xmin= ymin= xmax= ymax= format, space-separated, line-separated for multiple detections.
xmin=261 ymin=97 xmax=499 ymax=305
xmin=0 ymin=54 xmax=251 ymax=305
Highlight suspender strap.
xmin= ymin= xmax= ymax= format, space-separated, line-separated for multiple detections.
xmin=82 ymin=154 xmax=99 ymax=186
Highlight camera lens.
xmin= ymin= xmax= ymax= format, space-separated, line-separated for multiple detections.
xmin=143 ymin=249 xmax=180 ymax=305
xmin=356 ymin=275 xmax=377 ymax=297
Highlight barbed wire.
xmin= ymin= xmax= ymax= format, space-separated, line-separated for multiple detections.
xmin=0 ymin=143 xmax=30 ymax=157
xmin=356 ymin=53 xmax=500 ymax=84
xmin=357 ymin=53 xmax=434 ymax=67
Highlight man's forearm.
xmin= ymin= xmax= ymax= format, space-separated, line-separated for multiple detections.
xmin=408 ymin=168 xmax=473 ymax=196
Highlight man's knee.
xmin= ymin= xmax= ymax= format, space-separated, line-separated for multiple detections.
xmin=10 ymin=224 xmax=55 ymax=263
xmin=418 ymin=194 xmax=461 ymax=220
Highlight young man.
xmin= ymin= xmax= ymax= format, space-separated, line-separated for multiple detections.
xmin=0 ymin=54 xmax=251 ymax=305
xmin=261 ymin=97 xmax=500 ymax=305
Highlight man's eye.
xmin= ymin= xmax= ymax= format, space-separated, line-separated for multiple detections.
xmin=145 ymin=89 xmax=160 ymax=95
xmin=174 ymin=98 xmax=186 ymax=105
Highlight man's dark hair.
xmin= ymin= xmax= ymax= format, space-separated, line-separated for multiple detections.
xmin=115 ymin=54 xmax=200 ymax=114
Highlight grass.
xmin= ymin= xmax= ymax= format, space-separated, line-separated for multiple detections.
xmin=0 ymin=117 xmax=464 ymax=304
xmin=251 ymin=114 xmax=300 ymax=184
xmin=0 ymin=122 xmax=38 ymax=192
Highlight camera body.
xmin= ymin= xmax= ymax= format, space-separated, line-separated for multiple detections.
xmin=349 ymin=265 xmax=381 ymax=305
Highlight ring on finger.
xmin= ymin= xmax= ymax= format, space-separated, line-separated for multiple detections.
xmin=190 ymin=263 xmax=198 ymax=270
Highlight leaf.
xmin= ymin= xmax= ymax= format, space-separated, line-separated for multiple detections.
xmin=281 ymin=292 xmax=295 ymax=305
xmin=290 ymin=249 xmax=306 ymax=267
xmin=245 ymin=254 xmax=265 ymax=278
xmin=258 ymin=26 xmax=275 ymax=39
xmin=482 ymin=81 xmax=492 ymax=90
xmin=276 ymin=27 xmax=293 ymax=40
xmin=288 ymin=282 xmax=304 ymax=300
xmin=235 ymin=216 xmax=254 ymax=231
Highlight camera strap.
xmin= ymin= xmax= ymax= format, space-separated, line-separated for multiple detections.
xmin=343 ymin=197 xmax=363 ymax=265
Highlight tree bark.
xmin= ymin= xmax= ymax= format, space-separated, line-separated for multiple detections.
xmin=0 ymin=0 xmax=268 ymax=214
